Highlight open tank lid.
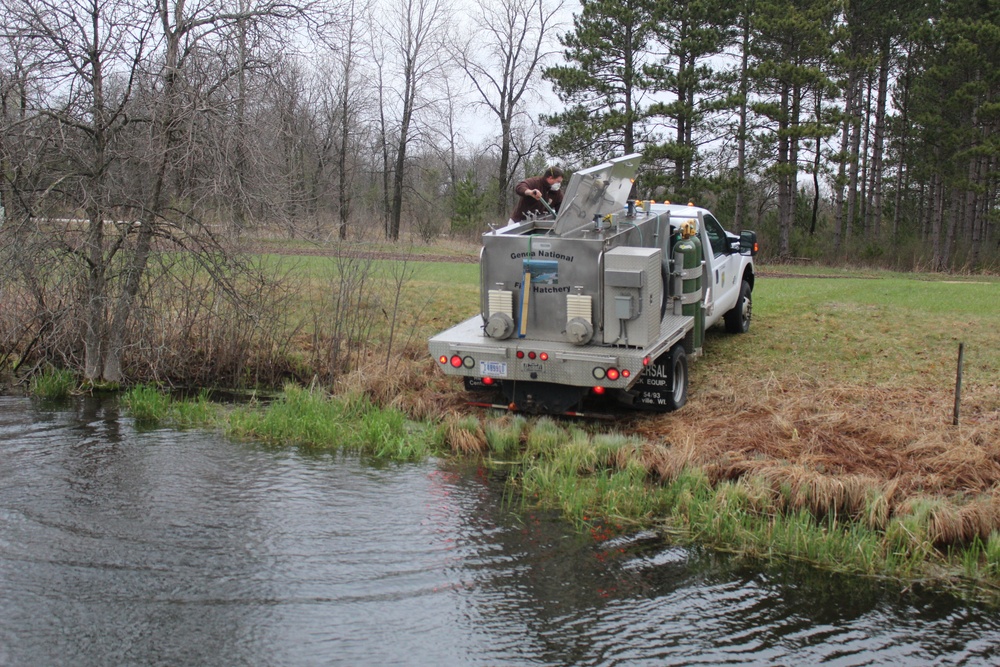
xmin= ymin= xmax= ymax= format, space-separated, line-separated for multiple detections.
xmin=552 ymin=153 xmax=641 ymax=236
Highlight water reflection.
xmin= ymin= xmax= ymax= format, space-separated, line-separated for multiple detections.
xmin=1 ymin=396 xmax=999 ymax=666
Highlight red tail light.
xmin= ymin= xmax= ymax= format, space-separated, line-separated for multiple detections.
xmin=450 ymin=355 xmax=463 ymax=368
xmin=606 ymin=368 xmax=620 ymax=381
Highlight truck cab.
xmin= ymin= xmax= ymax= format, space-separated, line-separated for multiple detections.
xmin=646 ymin=203 xmax=756 ymax=335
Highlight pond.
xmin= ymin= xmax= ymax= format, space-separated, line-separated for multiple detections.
xmin=1 ymin=396 xmax=998 ymax=666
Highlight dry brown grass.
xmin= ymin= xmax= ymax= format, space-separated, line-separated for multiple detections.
xmin=627 ymin=377 xmax=1000 ymax=543
xmin=341 ymin=351 xmax=1000 ymax=546
xmin=444 ymin=415 xmax=489 ymax=455
xmin=336 ymin=343 xmax=472 ymax=421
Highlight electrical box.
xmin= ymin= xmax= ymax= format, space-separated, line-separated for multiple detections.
xmin=603 ymin=247 xmax=662 ymax=347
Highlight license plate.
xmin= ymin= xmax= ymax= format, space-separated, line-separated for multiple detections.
xmin=479 ymin=360 xmax=507 ymax=377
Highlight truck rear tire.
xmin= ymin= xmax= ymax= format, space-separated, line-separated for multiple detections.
xmin=666 ymin=344 xmax=688 ymax=411
xmin=724 ymin=280 xmax=752 ymax=333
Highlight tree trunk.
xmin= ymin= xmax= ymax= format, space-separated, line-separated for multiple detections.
xmin=777 ymin=83 xmax=791 ymax=257
xmin=810 ymin=90 xmax=822 ymax=236
xmin=83 ymin=202 xmax=106 ymax=381
xmin=733 ymin=6 xmax=750 ymax=230
xmin=338 ymin=77 xmax=351 ymax=240
xmin=930 ymin=172 xmax=944 ymax=270
xmin=845 ymin=76 xmax=862 ymax=247
xmin=833 ymin=69 xmax=858 ymax=254
xmin=868 ymin=42 xmax=890 ymax=241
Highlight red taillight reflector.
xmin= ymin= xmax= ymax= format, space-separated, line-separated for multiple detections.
xmin=540 ymin=352 xmax=549 ymax=361
xmin=528 ymin=351 xmax=536 ymax=359
xmin=592 ymin=386 xmax=606 ymax=395
xmin=606 ymin=368 xmax=620 ymax=381
xmin=483 ymin=377 xmax=494 ymax=385
xmin=622 ymin=369 xmax=631 ymax=378
xmin=643 ymin=356 xmax=651 ymax=366
xmin=516 ymin=351 xmax=525 ymax=359
xmin=450 ymin=355 xmax=463 ymax=368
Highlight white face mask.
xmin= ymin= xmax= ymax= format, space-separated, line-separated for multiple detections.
xmin=549 ymin=182 xmax=561 ymax=192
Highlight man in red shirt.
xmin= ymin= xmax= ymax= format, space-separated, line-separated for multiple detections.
xmin=509 ymin=166 xmax=564 ymax=224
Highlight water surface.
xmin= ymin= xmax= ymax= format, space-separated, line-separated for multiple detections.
xmin=1 ymin=396 xmax=998 ymax=666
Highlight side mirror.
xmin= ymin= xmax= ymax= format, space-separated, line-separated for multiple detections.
xmin=739 ymin=230 xmax=758 ymax=256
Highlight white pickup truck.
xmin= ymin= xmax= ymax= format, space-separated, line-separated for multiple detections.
xmin=429 ymin=154 xmax=757 ymax=415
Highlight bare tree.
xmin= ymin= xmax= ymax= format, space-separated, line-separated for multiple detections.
xmin=1 ymin=0 xmax=327 ymax=383
xmin=329 ymin=0 xmax=371 ymax=239
xmin=101 ymin=0 xmax=325 ymax=382
xmin=3 ymin=0 xmax=155 ymax=380
xmin=378 ymin=0 xmax=447 ymax=241
xmin=455 ymin=0 xmax=563 ymax=214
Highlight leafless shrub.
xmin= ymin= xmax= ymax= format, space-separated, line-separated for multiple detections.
xmin=311 ymin=241 xmax=382 ymax=384
xmin=126 ymin=250 xmax=306 ymax=388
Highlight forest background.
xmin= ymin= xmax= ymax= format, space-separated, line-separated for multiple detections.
xmin=1 ymin=0 xmax=997 ymax=386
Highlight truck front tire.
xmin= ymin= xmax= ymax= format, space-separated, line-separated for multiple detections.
xmin=724 ymin=280 xmax=752 ymax=334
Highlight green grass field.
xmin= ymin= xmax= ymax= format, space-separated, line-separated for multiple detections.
xmin=706 ymin=270 xmax=999 ymax=390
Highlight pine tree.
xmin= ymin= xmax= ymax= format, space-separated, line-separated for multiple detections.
xmin=643 ymin=0 xmax=733 ymax=197
xmin=906 ymin=0 xmax=1000 ymax=269
xmin=749 ymin=0 xmax=838 ymax=257
xmin=542 ymin=0 xmax=657 ymax=164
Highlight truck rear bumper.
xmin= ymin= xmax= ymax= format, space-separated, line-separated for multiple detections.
xmin=429 ymin=313 xmax=692 ymax=390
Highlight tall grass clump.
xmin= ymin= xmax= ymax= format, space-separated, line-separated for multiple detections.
xmin=446 ymin=414 xmax=488 ymax=455
xmin=122 ymin=386 xmax=218 ymax=427
xmin=226 ymin=384 xmax=438 ymax=461
xmin=169 ymin=390 xmax=216 ymax=426
xmin=484 ymin=415 xmax=526 ymax=458
xmin=551 ymin=428 xmax=599 ymax=474
xmin=123 ymin=385 xmax=173 ymax=423
xmin=30 ymin=367 xmax=76 ymax=400
xmin=985 ymin=532 xmax=1000 ymax=577
xmin=227 ymin=384 xmax=347 ymax=444
xmin=594 ymin=461 xmax=662 ymax=520
xmin=524 ymin=417 xmax=567 ymax=459
xmin=362 ymin=405 xmax=434 ymax=461
xmin=592 ymin=432 xmax=643 ymax=469
xmin=514 ymin=425 xmax=665 ymax=527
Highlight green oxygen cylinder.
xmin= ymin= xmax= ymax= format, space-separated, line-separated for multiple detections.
xmin=673 ymin=222 xmax=704 ymax=352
